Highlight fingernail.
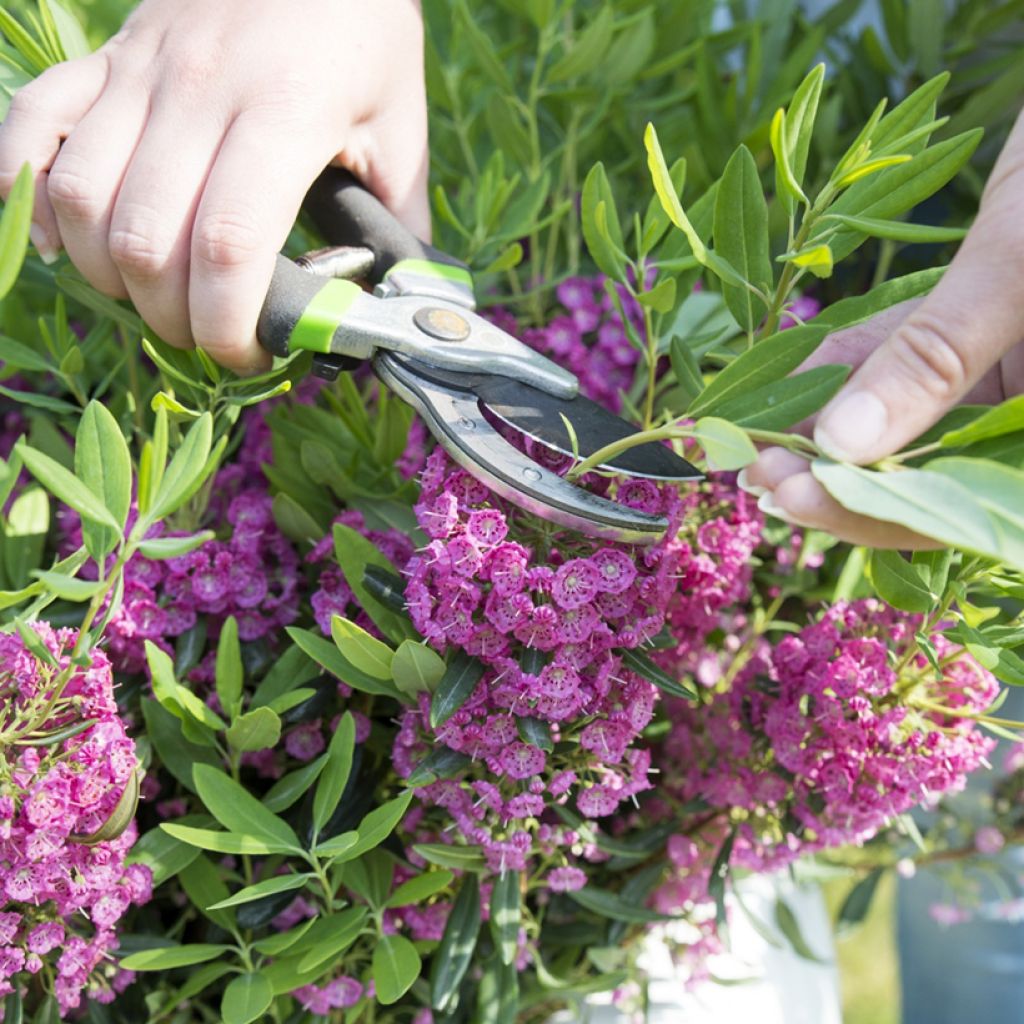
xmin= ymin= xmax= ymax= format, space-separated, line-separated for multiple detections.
xmin=757 ymin=491 xmax=803 ymax=527
xmin=814 ymin=391 xmax=888 ymax=463
xmin=29 ymin=224 xmax=58 ymax=265
xmin=736 ymin=468 xmax=768 ymax=498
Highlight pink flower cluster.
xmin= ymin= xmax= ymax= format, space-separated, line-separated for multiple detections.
xmin=0 ymin=624 xmax=151 ymax=1013
xmin=293 ymin=976 xmax=364 ymax=1014
xmin=651 ymin=600 xmax=998 ymax=916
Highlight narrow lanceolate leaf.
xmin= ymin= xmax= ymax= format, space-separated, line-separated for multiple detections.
xmin=75 ymin=400 xmax=132 ymax=532
xmin=373 ymin=934 xmax=421 ymax=1005
xmin=331 ymin=617 xmax=394 ymax=679
xmin=820 ymin=213 xmax=967 ymax=244
xmin=490 ymin=870 xmax=521 ymax=967
xmin=709 ymin=364 xmax=850 ymax=431
xmin=431 ymin=874 xmax=482 ymax=1012
xmin=431 ymin=651 xmax=486 ymax=729
xmin=312 ymin=711 xmax=355 ymax=837
xmin=940 ymin=396 xmax=1024 ymax=449
xmin=159 ymin=824 xmax=282 ymax=856
xmin=837 ymin=868 xmax=885 ymax=935
xmin=687 ymin=324 xmax=829 ymax=417
xmin=192 ymin=764 xmax=302 ymax=852
xmin=264 ymin=754 xmax=329 ymax=813
xmin=714 ymin=145 xmax=772 ymax=333
xmin=568 ymin=886 xmax=667 ymax=923
xmin=208 ymin=873 xmax=313 ymax=911
xmin=644 ymin=122 xmax=707 ymax=263
xmin=775 ymin=898 xmax=829 ymax=963
xmin=136 ymin=531 xmax=215 ymax=560
xmin=327 ymin=790 xmax=415 ymax=864
xmin=293 ymin=908 xmax=368 ymax=972
xmin=619 ymin=648 xmax=696 ymax=700
xmin=581 ymin=162 xmax=626 ymax=280
xmin=0 ymin=163 xmax=33 ymax=302
xmin=385 ymin=869 xmax=454 ymax=909
xmin=145 ymin=412 xmax=214 ymax=523
xmin=15 ymin=441 xmax=121 ymax=532
xmin=215 ymin=616 xmax=243 ymax=720
xmin=776 ymin=63 xmax=826 ymax=215
xmin=221 ymin=972 xmax=274 ymax=1024
xmin=120 ymin=944 xmax=231 ymax=971
xmin=669 ymin=336 xmax=705 ymax=410
xmin=413 ymin=843 xmax=487 ymax=872
xmin=28 ymin=570 xmax=104 ymax=601
xmin=770 ymin=108 xmax=808 ymax=207
xmin=406 ymin=746 xmax=472 ymax=787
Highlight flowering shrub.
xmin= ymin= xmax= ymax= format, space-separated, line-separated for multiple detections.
xmin=0 ymin=2 xmax=1022 ymax=1022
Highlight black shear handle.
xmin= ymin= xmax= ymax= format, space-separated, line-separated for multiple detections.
xmin=258 ymin=167 xmax=462 ymax=359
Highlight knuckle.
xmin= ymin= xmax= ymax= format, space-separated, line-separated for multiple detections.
xmin=245 ymin=73 xmax=316 ymax=128
xmin=193 ymin=209 xmax=262 ymax=271
xmin=890 ymin=313 xmax=970 ymax=401
xmin=48 ymin=162 xmax=105 ymax=223
xmin=108 ymin=222 xmax=173 ymax=279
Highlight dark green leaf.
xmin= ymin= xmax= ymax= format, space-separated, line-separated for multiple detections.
xmin=413 ymin=843 xmax=487 ymax=872
xmin=837 ymin=868 xmax=885 ymax=935
xmin=406 ymin=746 xmax=472 ymax=787
xmin=215 ymin=616 xmax=243 ymax=720
xmin=431 ymin=873 xmax=481 ymax=1012
xmin=264 ymin=754 xmax=329 ymax=813
xmin=568 ymin=886 xmax=667 ymax=923
xmin=619 ymin=648 xmax=696 ymax=700
xmin=430 ymin=650 xmax=486 ymax=729
xmin=709 ymin=364 xmax=849 ymax=431
xmin=326 ymin=790 xmax=415 ymax=864
xmin=490 ymin=869 xmax=520 ymax=967
xmin=774 ymin=897 xmax=829 ymax=963
xmin=516 ymin=716 xmax=553 ymax=752
xmin=313 ymin=711 xmax=355 ymax=836
xmin=669 ymin=336 xmax=704 ymax=410
xmin=127 ymin=826 xmax=201 ymax=888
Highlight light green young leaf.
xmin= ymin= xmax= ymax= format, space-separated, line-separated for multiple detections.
xmin=775 ymin=63 xmax=826 ymax=216
xmin=691 ymin=417 xmax=758 ymax=471
xmin=215 ymin=616 xmax=242 ymax=720
xmin=15 ymin=441 xmax=121 ymax=533
xmin=331 ymin=617 xmax=394 ymax=680
xmin=392 ymin=640 xmax=446 ymax=697
xmin=221 ymin=973 xmax=274 ymax=1024
xmin=135 ymin=532 xmax=215 ymax=560
xmin=120 ymin=945 xmax=231 ymax=972
xmin=325 ymin=790 xmax=415 ymax=865
xmin=144 ymin=412 xmax=214 ymax=525
xmin=412 ymin=843 xmax=487 ymax=872
xmin=76 ymin=401 xmax=132 ymax=558
xmin=374 ymin=934 xmax=421 ymax=1005
xmin=770 ymin=108 xmax=808 ymax=207
xmin=43 ymin=0 xmax=89 ymax=60
xmin=29 ymin=569 xmax=104 ymax=601
xmin=714 ymin=146 xmax=772 ymax=333
xmin=192 ymin=763 xmax=302 ymax=853
xmin=581 ymin=162 xmax=626 ymax=280
xmin=224 ymin=707 xmax=281 ymax=753
xmin=286 ymin=626 xmax=403 ymax=699
xmin=644 ymin=122 xmax=707 ymax=263
xmin=385 ymin=869 xmax=454 ymax=909
xmin=940 ymin=396 xmax=1024 ymax=449
xmin=127 ymin=826 xmax=201 ymax=888
xmin=208 ymin=873 xmax=313 ymax=911
xmin=0 ymin=163 xmax=32 ymax=301
xmin=313 ymin=711 xmax=355 ymax=837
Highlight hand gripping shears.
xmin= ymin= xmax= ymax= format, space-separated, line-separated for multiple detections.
xmin=256 ymin=169 xmax=702 ymax=544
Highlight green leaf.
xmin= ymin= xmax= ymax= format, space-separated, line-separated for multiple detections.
xmin=326 ymin=790 xmax=415 ymax=864
xmin=776 ymin=63 xmax=826 ymax=215
xmin=815 ymin=268 xmax=945 ymax=332
xmin=516 ymin=716 xmax=553 ymax=752
xmin=430 ymin=650 xmax=486 ymax=729
xmin=431 ymin=874 xmax=481 ymax=1012
xmin=837 ymin=868 xmax=885 ymax=935
xmin=581 ymin=162 xmax=626 ymax=280
xmin=373 ymin=934 xmax=421 ymax=1005
xmin=645 ymin=123 xmax=707 ymax=264
xmin=264 ymin=754 xmax=329 ymax=814
xmin=215 ymin=616 xmax=243 ymax=720
xmin=15 ymin=441 xmax=121 ymax=532
xmin=28 ymin=569 xmax=103 ymax=602
xmin=192 ymin=764 xmax=302 ymax=853
xmin=392 ymin=640 xmax=446 ymax=697
xmin=0 ymin=163 xmax=33 ymax=302
xmin=547 ymin=4 xmax=613 ymax=81
xmin=160 ymin=824 xmax=282 ymax=857
xmin=386 ymin=869 xmax=454 ymax=909
xmin=286 ymin=625 xmax=403 ymax=700
xmin=141 ymin=699 xmax=219 ymax=793
xmin=331 ymin=616 xmax=394 ymax=679
xmin=292 ymin=908 xmax=367 ymax=973
xmin=3 ymin=989 xmax=21 ymax=1024
xmin=224 ymin=707 xmax=281 ymax=753
xmin=75 ymin=401 xmax=132 ymax=555
xmin=687 ymin=324 xmax=828 ymax=418
xmin=135 ymin=531 xmax=215 ymax=560
xmin=775 ymin=898 xmax=829 ymax=963
xmin=179 ymin=854 xmax=235 ymax=931
xmin=406 ymin=746 xmax=472 ymax=787
xmin=714 ymin=145 xmax=772 ymax=333
xmin=619 ymin=647 xmax=697 ymax=700
xmin=145 ymin=412 xmax=214 ymax=524
xmin=568 ymin=886 xmax=667 ymax=923
xmin=940 ymin=396 xmax=1024 ymax=449
xmin=221 ymin=973 xmax=273 ymax=1024
xmin=868 ymin=550 xmax=935 ymax=613
xmin=708 ymin=828 xmax=736 ymax=938
xmin=413 ymin=843 xmax=487 ymax=872
xmin=490 ymin=869 xmax=520 ymax=967
xmin=812 ymin=460 xmax=999 ymax=559
xmin=120 ymin=944 xmax=230 ymax=971
xmin=313 ymin=711 xmax=356 ymax=837
xmin=692 ymin=417 xmax=757 ymax=471
xmin=453 ymin=0 xmax=512 ymax=91
xmin=821 ymin=212 xmax=966 ymax=244
xmin=708 ymin=365 xmax=849 ymax=431
xmin=0 ymin=335 xmax=52 ymax=373
xmin=208 ymin=873 xmax=313 ymax=911
xmin=770 ymin=108 xmax=808 ymax=207
xmin=127 ymin=826 xmax=201 ymax=888
xmin=15 ymin=618 xmax=57 ymax=667
xmin=312 ymin=831 xmax=359 ymax=859
xmin=669 ymin=336 xmax=704 ymax=411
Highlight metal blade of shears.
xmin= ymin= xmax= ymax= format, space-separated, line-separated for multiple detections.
xmin=373 ymin=354 xmax=671 ymax=543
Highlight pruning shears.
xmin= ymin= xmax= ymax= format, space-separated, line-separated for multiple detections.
xmin=256 ymin=169 xmax=702 ymax=543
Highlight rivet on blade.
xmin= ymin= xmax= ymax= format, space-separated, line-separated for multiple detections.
xmin=413 ymin=307 xmax=471 ymax=342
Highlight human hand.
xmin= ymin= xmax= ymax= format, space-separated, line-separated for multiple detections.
xmin=0 ymin=0 xmax=429 ymax=374
xmin=743 ymin=107 xmax=1024 ymax=547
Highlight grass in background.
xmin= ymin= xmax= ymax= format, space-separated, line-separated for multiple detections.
xmin=825 ymin=876 xmax=901 ymax=1024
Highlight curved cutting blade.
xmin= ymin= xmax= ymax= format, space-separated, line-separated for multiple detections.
xmin=374 ymin=354 xmax=669 ymax=543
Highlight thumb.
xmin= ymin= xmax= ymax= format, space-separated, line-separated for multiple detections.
xmin=814 ymin=109 xmax=1024 ymax=464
